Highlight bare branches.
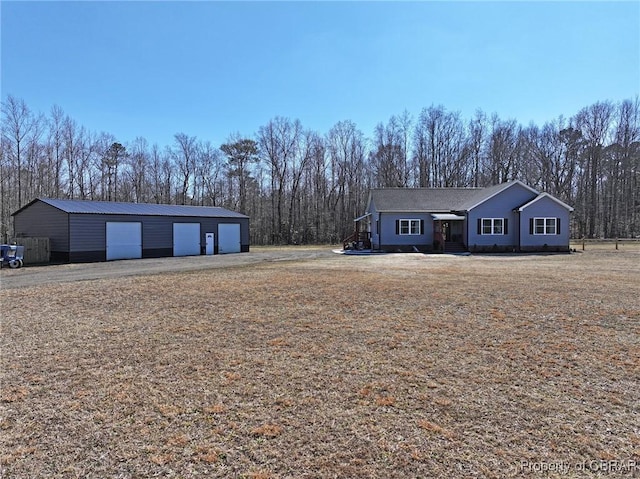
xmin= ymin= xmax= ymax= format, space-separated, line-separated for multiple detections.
xmin=1 ymin=95 xmax=639 ymax=243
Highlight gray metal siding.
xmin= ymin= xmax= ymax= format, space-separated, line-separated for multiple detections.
xmin=144 ymin=216 xmax=174 ymax=250
xmin=69 ymin=215 xmax=249 ymax=252
xmin=69 ymin=214 xmax=108 ymax=251
xmin=13 ymin=201 xmax=70 ymax=252
xmin=13 ymin=199 xmax=250 ymax=261
xmin=520 ymin=197 xmax=570 ymax=249
xmin=467 ymin=183 xmax=536 ymax=248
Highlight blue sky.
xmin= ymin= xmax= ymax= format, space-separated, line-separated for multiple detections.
xmin=2 ymin=1 xmax=639 ymax=148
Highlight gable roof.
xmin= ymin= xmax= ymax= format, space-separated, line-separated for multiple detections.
xmin=368 ymin=187 xmax=482 ymax=213
xmin=13 ymin=198 xmax=249 ymax=219
xmin=456 ymin=180 xmax=539 ymax=211
xmin=368 ymin=180 xmax=540 ymax=213
xmin=517 ymin=192 xmax=574 ymax=212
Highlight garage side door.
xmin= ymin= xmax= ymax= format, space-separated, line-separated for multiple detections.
xmin=106 ymin=222 xmax=142 ymax=261
xmin=173 ymin=223 xmax=201 ymax=256
xmin=218 ymin=223 xmax=241 ymax=254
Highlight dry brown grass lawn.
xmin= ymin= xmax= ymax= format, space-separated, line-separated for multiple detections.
xmin=1 ymin=249 xmax=639 ymax=478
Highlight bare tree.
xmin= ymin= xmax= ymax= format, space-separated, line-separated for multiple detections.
xmin=575 ymin=101 xmax=614 ymax=237
xmin=468 ymin=109 xmax=486 ymax=187
xmin=525 ymin=116 xmax=580 ymax=206
xmin=1 ymin=95 xmax=36 ymax=207
xmin=258 ymin=117 xmax=302 ymax=243
xmin=149 ymin=143 xmax=174 ymax=204
xmin=413 ymin=105 xmax=469 ymax=187
xmin=196 ymin=141 xmax=224 ymax=207
xmin=23 ymin=111 xmax=45 ymax=201
xmin=287 ymin=129 xmax=318 ymax=244
xmin=3 ymin=94 xmax=639 ymax=244
xmin=45 ymin=105 xmax=66 ymax=198
xmin=485 ymin=115 xmax=520 ymax=185
xmin=172 ymin=132 xmax=198 ymax=204
xmin=606 ymin=98 xmax=640 ymax=237
xmin=412 ymin=110 xmax=430 ymax=187
xmin=62 ymin=115 xmax=80 ymax=198
xmin=372 ymin=116 xmax=405 ymax=187
xmin=326 ymin=120 xmax=368 ymax=241
xmin=126 ymin=137 xmax=151 ymax=203
xmin=398 ymin=110 xmax=413 ymax=185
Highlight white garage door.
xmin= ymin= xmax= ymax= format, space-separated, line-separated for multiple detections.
xmin=173 ymin=223 xmax=201 ymax=256
xmin=106 ymin=222 xmax=142 ymax=261
xmin=218 ymin=223 xmax=241 ymax=254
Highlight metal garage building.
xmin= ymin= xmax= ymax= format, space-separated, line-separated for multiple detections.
xmin=12 ymin=198 xmax=250 ymax=262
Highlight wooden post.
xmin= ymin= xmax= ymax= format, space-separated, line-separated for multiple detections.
xmin=615 ymin=237 xmax=619 ymax=250
xmin=582 ymin=237 xmax=585 ymax=251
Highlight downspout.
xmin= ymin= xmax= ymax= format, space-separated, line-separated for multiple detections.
xmin=466 ymin=212 xmax=470 ymax=252
xmin=68 ymin=212 xmax=72 ymax=262
xmin=515 ymin=209 xmax=521 ymax=252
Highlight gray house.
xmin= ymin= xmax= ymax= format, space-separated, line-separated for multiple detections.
xmin=12 ymin=198 xmax=250 ymax=262
xmin=357 ymin=180 xmax=573 ymax=253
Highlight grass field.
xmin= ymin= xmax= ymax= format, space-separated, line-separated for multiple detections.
xmin=1 ymin=249 xmax=639 ymax=478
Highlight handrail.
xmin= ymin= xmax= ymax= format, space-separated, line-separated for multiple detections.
xmin=343 ymin=231 xmax=371 ymax=250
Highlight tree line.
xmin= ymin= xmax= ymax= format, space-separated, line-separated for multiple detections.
xmin=1 ymin=95 xmax=639 ymax=244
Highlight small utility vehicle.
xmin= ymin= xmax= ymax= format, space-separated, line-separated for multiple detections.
xmin=0 ymin=244 xmax=25 ymax=268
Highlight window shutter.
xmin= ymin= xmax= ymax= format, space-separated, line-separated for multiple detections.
xmin=529 ymin=218 xmax=534 ymax=235
xmin=477 ymin=218 xmax=482 ymax=235
xmin=420 ymin=220 xmax=424 ymax=235
xmin=396 ymin=220 xmax=399 ymax=235
xmin=557 ymin=218 xmax=561 ymax=235
xmin=504 ymin=218 xmax=508 ymax=235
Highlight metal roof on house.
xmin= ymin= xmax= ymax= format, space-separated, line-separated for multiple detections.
xmin=13 ymin=198 xmax=249 ymax=219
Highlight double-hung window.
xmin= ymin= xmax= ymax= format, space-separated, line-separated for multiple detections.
xmin=534 ymin=218 xmax=557 ymax=235
xmin=480 ymin=218 xmax=505 ymax=235
xmin=398 ymin=219 xmax=422 ymax=235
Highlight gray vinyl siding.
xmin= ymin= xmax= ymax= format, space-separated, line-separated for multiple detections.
xmin=379 ymin=213 xmax=433 ymax=250
xmin=519 ymin=197 xmax=570 ymax=250
xmin=368 ymin=201 xmax=381 ymax=250
xmin=368 ymin=198 xmax=433 ymax=251
xmin=363 ymin=181 xmax=571 ymax=253
xmin=13 ymin=201 xmax=69 ymax=252
xmin=467 ymin=183 xmax=535 ymax=249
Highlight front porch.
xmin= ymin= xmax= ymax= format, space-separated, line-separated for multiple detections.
xmin=343 ymin=213 xmax=372 ymax=250
xmin=344 ymin=212 xmax=468 ymax=253
xmin=432 ymin=214 xmax=466 ymax=253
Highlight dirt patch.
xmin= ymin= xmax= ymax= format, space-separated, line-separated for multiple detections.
xmin=1 ymin=249 xmax=639 ymax=478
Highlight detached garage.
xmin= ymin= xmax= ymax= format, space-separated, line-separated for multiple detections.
xmin=12 ymin=198 xmax=250 ymax=263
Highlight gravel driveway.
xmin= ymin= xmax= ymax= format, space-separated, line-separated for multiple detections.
xmin=0 ymin=247 xmax=339 ymax=290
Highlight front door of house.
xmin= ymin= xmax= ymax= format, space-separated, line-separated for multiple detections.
xmin=449 ymin=221 xmax=463 ymax=242
xmin=441 ymin=221 xmax=450 ymax=241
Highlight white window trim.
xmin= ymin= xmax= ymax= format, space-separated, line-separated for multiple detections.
xmin=399 ymin=219 xmax=421 ymax=235
xmin=534 ymin=217 xmax=557 ymax=235
xmin=481 ymin=218 xmax=504 ymax=235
